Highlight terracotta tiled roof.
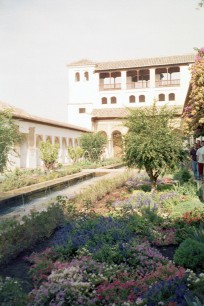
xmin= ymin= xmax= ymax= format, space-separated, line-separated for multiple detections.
xmin=68 ymin=59 xmax=96 ymax=67
xmin=92 ymin=108 xmax=130 ymax=118
xmin=0 ymin=101 xmax=90 ymax=132
xmin=68 ymin=54 xmax=195 ymax=71
xmin=95 ymin=54 xmax=195 ymax=71
xmin=92 ymin=106 xmax=183 ymax=119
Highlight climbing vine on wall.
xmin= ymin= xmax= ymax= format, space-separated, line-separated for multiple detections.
xmin=183 ymin=48 xmax=204 ymax=137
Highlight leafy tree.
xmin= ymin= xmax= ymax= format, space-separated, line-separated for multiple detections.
xmin=183 ymin=48 xmax=204 ymax=137
xmin=79 ymin=132 xmax=107 ymax=162
xmin=39 ymin=141 xmax=59 ymax=171
xmin=0 ymin=110 xmax=22 ymax=173
xmin=123 ymin=102 xmax=185 ymax=191
xmin=198 ymin=0 xmax=204 ymax=8
xmin=67 ymin=146 xmax=84 ymax=163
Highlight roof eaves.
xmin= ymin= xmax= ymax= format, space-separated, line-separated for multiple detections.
xmin=13 ymin=114 xmax=91 ymax=132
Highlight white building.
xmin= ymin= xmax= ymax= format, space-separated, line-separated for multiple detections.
xmin=67 ymin=54 xmax=195 ymax=157
xmin=0 ymin=101 xmax=90 ymax=169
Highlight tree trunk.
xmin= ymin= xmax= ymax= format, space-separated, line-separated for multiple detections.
xmin=146 ymin=168 xmax=158 ymax=192
xmin=151 ymin=179 xmax=157 ymax=193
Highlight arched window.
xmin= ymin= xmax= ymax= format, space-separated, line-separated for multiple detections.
xmin=102 ymin=97 xmax=107 ymax=104
xmin=79 ymin=108 xmax=86 ymax=113
xmin=129 ymin=95 xmax=136 ymax=103
xmin=46 ymin=136 xmax=52 ymax=144
xmin=36 ymin=135 xmax=43 ymax=147
xmin=111 ymin=96 xmax=117 ymax=104
xmin=75 ymin=72 xmax=80 ymax=82
xmin=169 ymin=93 xmax=175 ymax=101
xmin=36 ymin=135 xmax=43 ymax=167
xmin=68 ymin=138 xmax=73 ymax=147
xmin=54 ymin=137 xmax=60 ymax=145
xmin=84 ymin=71 xmax=89 ymax=81
xmin=139 ymin=95 xmax=145 ymax=103
xmin=112 ymin=130 xmax=123 ymax=158
xmin=158 ymin=94 xmax=165 ymax=101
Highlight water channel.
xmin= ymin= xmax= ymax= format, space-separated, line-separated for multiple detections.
xmin=0 ymin=170 xmax=121 ymax=221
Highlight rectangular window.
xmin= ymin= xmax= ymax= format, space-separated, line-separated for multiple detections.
xmin=79 ymin=108 xmax=86 ymax=113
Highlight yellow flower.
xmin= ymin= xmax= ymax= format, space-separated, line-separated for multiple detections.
xmin=199 ymin=118 xmax=204 ymax=124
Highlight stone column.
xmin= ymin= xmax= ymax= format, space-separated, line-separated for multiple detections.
xmin=27 ymin=127 xmax=36 ymax=168
xmin=58 ymin=137 xmax=63 ymax=163
xmin=149 ymin=68 xmax=155 ymax=88
xmin=121 ymin=70 xmax=126 ymax=90
xmin=107 ymin=138 xmax=113 ymax=158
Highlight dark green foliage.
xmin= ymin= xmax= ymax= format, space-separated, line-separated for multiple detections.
xmin=185 ymin=295 xmax=204 ymax=306
xmin=175 ymin=224 xmax=195 ymax=244
xmin=123 ymin=102 xmax=185 ymax=189
xmin=0 ymin=204 xmax=64 ymax=264
xmin=174 ymin=238 xmax=204 ymax=269
xmin=173 ymin=167 xmax=192 ymax=183
xmin=0 ymin=110 xmax=22 ymax=173
xmin=157 ymin=184 xmax=174 ymax=191
xmin=139 ymin=184 xmax=151 ymax=192
xmin=190 ymin=224 xmax=204 ymax=244
xmin=0 ymin=277 xmax=27 ymax=306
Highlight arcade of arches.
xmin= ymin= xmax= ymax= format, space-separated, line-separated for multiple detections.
xmin=99 ymin=130 xmax=124 ymax=158
xmin=21 ymin=133 xmax=81 ymax=169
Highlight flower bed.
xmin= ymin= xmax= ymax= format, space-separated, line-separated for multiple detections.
xmin=1 ymin=176 xmax=204 ymax=305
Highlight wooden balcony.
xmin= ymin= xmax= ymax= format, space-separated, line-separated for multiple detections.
xmin=155 ymin=79 xmax=180 ymax=87
xmin=127 ymin=80 xmax=150 ymax=89
xmin=99 ymin=83 xmax=121 ymax=91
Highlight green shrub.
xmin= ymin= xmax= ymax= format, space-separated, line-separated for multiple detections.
xmin=39 ymin=141 xmax=59 ymax=170
xmin=190 ymin=224 xmax=204 ymax=244
xmin=175 ymin=224 xmax=195 ymax=244
xmin=172 ymin=181 xmax=197 ymax=197
xmin=0 ymin=204 xmax=64 ymax=264
xmin=157 ymin=184 xmax=174 ymax=191
xmin=186 ymin=270 xmax=204 ymax=301
xmin=173 ymin=168 xmax=192 ymax=184
xmin=185 ymin=295 xmax=204 ymax=306
xmin=174 ymin=238 xmax=204 ymax=270
xmin=79 ymin=132 xmax=107 ymax=162
xmin=139 ymin=184 xmax=151 ymax=192
xmin=0 ymin=165 xmax=81 ymax=192
xmin=67 ymin=146 xmax=84 ymax=163
xmin=76 ymin=172 xmax=131 ymax=210
xmin=0 ymin=277 xmax=27 ymax=306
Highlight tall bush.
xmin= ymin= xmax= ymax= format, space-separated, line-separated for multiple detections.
xmin=67 ymin=146 xmax=84 ymax=163
xmin=0 ymin=109 xmax=22 ymax=172
xmin=39 ymin=141 xmax=59 ymax=170
xmin=124 ymin=102 xmax=185 ymax=191
xmin=79 ymin=132 xmax=107 ymax=162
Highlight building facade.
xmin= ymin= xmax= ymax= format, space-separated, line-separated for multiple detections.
xmin=67 ymin=54 xmax=195 ymax=157
xmin=0 ymin=101 xmax=90 ymax=169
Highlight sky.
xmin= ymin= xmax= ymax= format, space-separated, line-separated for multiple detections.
xmin=0 ymin=0 xmax=203 ymax=122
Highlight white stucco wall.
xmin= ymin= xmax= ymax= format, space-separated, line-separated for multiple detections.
xmin=67 ymin=64 xmax=98 ymax=129
xmin=67 ymin=62 xmax=192 ymax=131
xmin=8 ymin=119 xmax=88 ymax=170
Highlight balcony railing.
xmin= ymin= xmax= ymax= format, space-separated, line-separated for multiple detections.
xmin=155 ymin=79 xmax=180 ymax=87
xmin=99 ymin=79 xmax=180 ymax=91
xmin=127 ymin=81 xmax=150 ymax=89
xmin=99 ymin=83 xmax=121 ymax=91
